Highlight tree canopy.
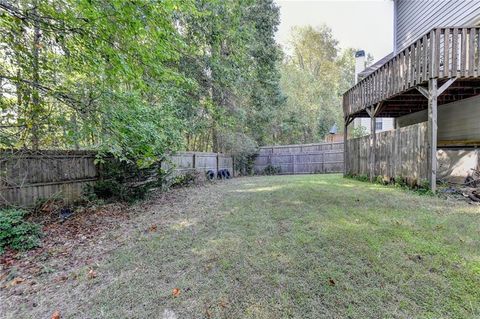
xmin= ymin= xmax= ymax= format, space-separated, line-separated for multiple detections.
xmin=0 ymin=1 xmax=356 ymax=165
xmin=269 ymin=25 xmax=355 ymax=145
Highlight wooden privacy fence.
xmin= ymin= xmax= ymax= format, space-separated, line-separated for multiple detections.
xmin=0 ymin=150 xmax=233 ymax=207
xmin=254 ymin=142 xmax=344 ymax=175
xmin=345 ymin=122 xmax=429 ymax=184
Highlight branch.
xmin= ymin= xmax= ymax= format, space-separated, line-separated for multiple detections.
xmin=0 ymin=74 xmax=95 ymax=113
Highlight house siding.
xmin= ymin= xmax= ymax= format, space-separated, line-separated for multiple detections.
xmin=353 ymin=118 xmax=395 ymax=134
xmin=396 ymin=95 xmax=480 ymax=141
xmin=395 ymin=0 xmax=480 ymax=53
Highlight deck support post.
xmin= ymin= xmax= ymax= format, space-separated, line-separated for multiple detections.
xmin=370 ymin=114 xmax=376 ymax=182
xmin=366 ymin=103 xmax=382 ymax=182
xmin=365 ymin=106 xmax=376 ymax=182
xmin=417 ymin=78 xmax=455 ymax=193
xmin=343 ymin=117 xmax=349 ymax=176
xmin=427 ymin=78 xmax=438 ymax=193
xmin=343 ymin=116 xmax=354 ymax=177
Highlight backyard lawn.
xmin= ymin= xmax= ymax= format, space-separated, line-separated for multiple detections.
xmin=3 ymin=174 xmax=480 ymax=318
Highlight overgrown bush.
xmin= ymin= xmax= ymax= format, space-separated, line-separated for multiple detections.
xmin=85 ymin=158 xmax=170 ymax=203
xmin=86 ymin=157 xmax=207 ymax=203
xmin=217 ymin=131 xmax=258 ymax=176
xmin=0 ymin=208 xmax=42 ymax=254
xmin=262 ymin=164 xmax=281 ymax=175
xmin=171 ymin=170 xmax=202 ymax=187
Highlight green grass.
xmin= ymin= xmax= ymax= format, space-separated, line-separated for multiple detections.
xmin=11 ymin=175 xmax=480 ymax=318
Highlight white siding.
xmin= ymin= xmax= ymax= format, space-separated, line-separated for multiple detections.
xmin=352 ymin=118 xmax=395 ymax=133
xmin=396 ymin=95 xmax=480 ymax=141
xmin=395 ymin=0 xmax=480 ymax=52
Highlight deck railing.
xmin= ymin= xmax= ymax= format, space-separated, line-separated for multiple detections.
xmin=343 ymin=27 xmax=480 ymax=117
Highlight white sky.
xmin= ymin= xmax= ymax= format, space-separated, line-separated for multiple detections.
xmin=275 ymin=0 xmax=394 ymax=62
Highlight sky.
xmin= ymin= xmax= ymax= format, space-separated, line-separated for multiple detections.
xmin=275 ymin=0 xmax=394 ymax=62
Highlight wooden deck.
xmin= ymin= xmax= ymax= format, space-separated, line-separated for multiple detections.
xmin=343 ymin=27 xmax=480 ymax=118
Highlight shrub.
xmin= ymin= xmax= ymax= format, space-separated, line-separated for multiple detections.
xmin=346 ymin=174 xmax=433 ymax=196
xmin=171 ymin=170 xmax=202 ymax=187
xmin=262 ymin=164 xmax=281 ymax=175
xmin=216 ymin=131 xmax=258 ymax=176
xmin=85 ymin=159 xmax=171 ymax=203
xmin=375 ymin=175 xmax=385 ymax=184
xmin=0 ymin=208 xmax=42 ymax=254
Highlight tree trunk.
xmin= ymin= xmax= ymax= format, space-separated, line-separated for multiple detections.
xmin=31 ymin=0 xmax=41 ymax=150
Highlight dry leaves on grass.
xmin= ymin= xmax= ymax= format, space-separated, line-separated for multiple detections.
xmin=87 ymin=269 xmax=97 ymax=279
xmin=148 ymin=224 xmax=158 ymax=232
xmin=5 ymin=277 xmax=25 ymax=288
xmin=0 ymin=203 xmax=127 ymax=290
xmin=172 ymin=288 xmax=181 ymax=297
xmin=51 ymin=310 xmax=60 ymax=319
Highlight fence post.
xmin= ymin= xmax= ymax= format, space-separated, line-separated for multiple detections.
xmin=216 ymin=153 xmax=219 ymax=174
xmin=292 ymin=154 xmax=296 ymax=174
xmin=321 ymin=152 xmax=324 ymax=173
xmin=192 ymin=153 xmax=196 ymax=170
xmin=232 ymin=155 xmax=235 ymax=177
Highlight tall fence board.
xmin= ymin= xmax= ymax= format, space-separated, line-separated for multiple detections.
xmin=254 ymin=142 xmax=344 ymax=175
xmin=1 ymin=151 xmax=233 ymax=207
xmin=346 ymin=122 xmax=480 ymax=185
xmin=346 ymin=122 xmax=429 ymax=184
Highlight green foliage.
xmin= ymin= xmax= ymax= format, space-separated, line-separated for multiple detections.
xmin=86 ymin=158 xmax=205 ymax=203
xmin=218 ymin=131 xmax=258 ymax=176
xmin=180 ymin=0 xmax=284 ymax=153
xmin=170 ymin=170 xmax=201 ymax=188
xmin=350 ymin=126 xmax=369 ymax=138
xmin=0 ymin=0 xmax=283 ymax=165
xmin=375 ymin=175 xmax=385 ymax=184
xmin=269 ymin=26 xmax=356 ymax=145
xmin=1 ymin=1 xmax=360 ymax=168
xmin=0 ymin=208 xmax=42 ymax=254
xmin=86 ymin=159 xmax=168 ymax=202
xmin=346 ymin=174 xmax=433 ymax=196
xmin=262 ymin=164 xmax=281 ymax=175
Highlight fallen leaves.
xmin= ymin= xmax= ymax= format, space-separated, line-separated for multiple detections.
xmin=51 ymin=310 xmax=60 ymax=319
xmin=172 ymin=287 xmax=180 ymax=297
xmin=328 ymin=278 xmax=336 ymax=286
xmin=87 ymin=269 xmax=97 ymax=279
xmin=148 ymin=224 xmax=158 ymax=232
xmin=10 ymin=277 xmax=25 ymax=286
xmin=205 ymin=308 xmax=212 ymax=318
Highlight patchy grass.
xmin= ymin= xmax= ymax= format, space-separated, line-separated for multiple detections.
xmin=3 ymin=174 xmax=480 ymax=318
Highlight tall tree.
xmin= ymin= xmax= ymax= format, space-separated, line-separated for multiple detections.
xmin=270 ymin=25 xmax=355 ymax=145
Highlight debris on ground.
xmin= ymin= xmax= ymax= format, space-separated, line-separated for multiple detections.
xmin=0 ymin=201 xmax=129 ymax=291
xmin=0 ymin=186 xmax=193 ymax=313
xmin=439 ymin=168 xmax=480 ymax=204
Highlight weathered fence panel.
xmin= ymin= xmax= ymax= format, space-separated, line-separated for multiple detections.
xmin=254 ymin=142 xmax=344 ymax=175
xmin=0 ymin=150 xmax=98 ymax=208
xmin=1 ymin=151 xmax=233 ymax=207
xmin=258 ymin=142 xmax=344 ymax=155
xmin=346 ymin=122 xmax=480 ymax=185
xmin=346 ymin=122 xmax=429 ymax=184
